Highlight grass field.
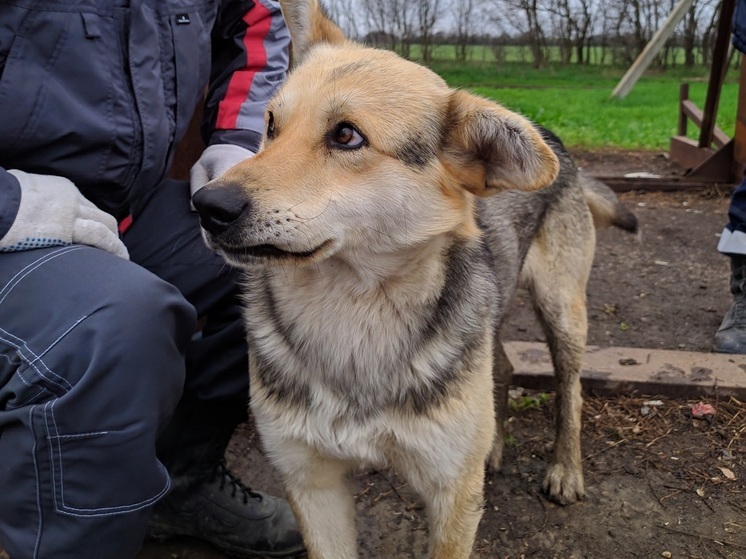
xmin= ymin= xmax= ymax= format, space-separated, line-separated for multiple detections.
xmin=411 ymin=44 xmax=723 ymax=67
xmin=418 ymin=57 xmax=740 ymax=150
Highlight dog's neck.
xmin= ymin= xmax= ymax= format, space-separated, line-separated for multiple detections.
xmin=243 ymin=225 xmax=497 ymax=421
xmin=271 ymin=233 xmax=457 ymax=301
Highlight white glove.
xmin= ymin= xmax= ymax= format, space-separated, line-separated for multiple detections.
xmin=0 ymin=170 xmax=129 ymax=259
xmin=189 ymin=143 xmax=255 ymax=199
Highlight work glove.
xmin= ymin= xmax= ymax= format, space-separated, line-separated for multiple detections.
xmin=189 ymin=143 xmax=255 ymax=199
xmin=0 ymin=170 xmax=129 ymax=259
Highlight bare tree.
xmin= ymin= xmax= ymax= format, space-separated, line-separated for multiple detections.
xmin=489 ymin=0 xmax=549 ymax=67
xmin=357 ymin=0 xmax=416 ymax=56
xmin=415 ymin=0 xmax=443 ymax=63
xmin=326 ymin=0 xmax=362 ymax=39
xmin=453 ymin=0 xmax=478 ymax=62
xmin=571 ymin=0 xmax=597 ymax=64
xmin=328 ymin=0 xmax=722 ymax=71
xmin=700 ymin=0 xmax=724 ymax=67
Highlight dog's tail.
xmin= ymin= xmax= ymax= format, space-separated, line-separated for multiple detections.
xmin=580 ymin=173 xmax=639 ymax=235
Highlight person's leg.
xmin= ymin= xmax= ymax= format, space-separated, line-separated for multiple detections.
xmin=0 ymin=246 xmax=195 ymax=559
xmin=123 ymin=179 xmax=304 ymax=557
xmin=714 ymin=176 xmax=746 ymax=353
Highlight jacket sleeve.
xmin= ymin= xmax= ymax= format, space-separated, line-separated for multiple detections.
xmin=203 ymin=0 xmax=290 ymax=152
xmin=734 ymin=0 xmax=746 ymax=54
xmin=0 ymin=168 xmax=22 ymax=241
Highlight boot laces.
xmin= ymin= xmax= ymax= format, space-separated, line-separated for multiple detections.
xmin=210 ymin=460 xmax=264 ymax=504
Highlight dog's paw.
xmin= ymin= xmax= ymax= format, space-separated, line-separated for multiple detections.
xmin=542 ymin=463 xmax=584 ymax=505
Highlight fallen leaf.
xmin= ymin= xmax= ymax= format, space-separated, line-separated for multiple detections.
xmin=719 ymin=467 xmax=736 ymax=480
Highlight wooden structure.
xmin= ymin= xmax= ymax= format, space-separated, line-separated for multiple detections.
xmin=669 ymin=0 xmax=744 ymax=184
xmin=612 ymin=0 xmax=696 ymax=100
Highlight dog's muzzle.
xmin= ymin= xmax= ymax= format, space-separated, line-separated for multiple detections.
xmin=192 ymin=182 xmax=251 ymax=236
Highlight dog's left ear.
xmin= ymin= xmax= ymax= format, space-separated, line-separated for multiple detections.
xmin=280 ymin=0 xmax=346 ymax=67
xmin=442 ymin=90 xmax=559 ymax=196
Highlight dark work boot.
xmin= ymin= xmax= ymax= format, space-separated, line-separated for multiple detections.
xmin=713 ymin=256 xmax=746 ymax=354
xmin=150 ymin=395 xmax=305 ymax=557
xmin=148 ymin=459 xmax=305 ymax=558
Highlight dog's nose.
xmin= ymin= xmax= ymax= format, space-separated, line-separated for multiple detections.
xmin=193 ymin=183 xmax=251 ymax=234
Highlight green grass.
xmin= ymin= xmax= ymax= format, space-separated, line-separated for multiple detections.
xmin=410 ymin=43 xmax=723 ymax=67
xmin=422 ymin=59 xmax=739 ymax=150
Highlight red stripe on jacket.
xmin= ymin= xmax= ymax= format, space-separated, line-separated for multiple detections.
xmin=215 ymin=3 xmax=271 ymax=130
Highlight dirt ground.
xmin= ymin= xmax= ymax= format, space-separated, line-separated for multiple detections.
xmin=133 ymin=149 xmax=744 ymax=558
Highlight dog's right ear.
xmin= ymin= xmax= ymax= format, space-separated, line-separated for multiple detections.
xmin=280 ymin=0 xmax=346 ymax=66
xmin=442 ymin=90 xmax=559 ymax=196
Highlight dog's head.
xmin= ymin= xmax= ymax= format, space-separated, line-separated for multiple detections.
xmin=193 ymin=0 xmax=559 ymax=268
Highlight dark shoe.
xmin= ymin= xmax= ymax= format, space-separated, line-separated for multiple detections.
xmin=148 ymin=460 xmax=305 ymax=558
xmin=713 ymin=298 xmax=746 ymax=352
xmin=714 ymin=257 xmax=746 ymax=353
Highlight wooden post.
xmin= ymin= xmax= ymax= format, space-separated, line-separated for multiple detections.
xmin=678 ymin=83 xmax=689 ymax=136
xmin=611 ymin=0 xmax=695 ymax=99
xmin=699 ymin=0 xmax=737 ymax=148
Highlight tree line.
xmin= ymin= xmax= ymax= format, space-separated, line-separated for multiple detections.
xmin=326 ymin=0 xmax=726 ymax=68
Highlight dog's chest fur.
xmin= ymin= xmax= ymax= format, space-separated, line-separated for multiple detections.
xmin=243 ymin=235 xmax=499 ymax=463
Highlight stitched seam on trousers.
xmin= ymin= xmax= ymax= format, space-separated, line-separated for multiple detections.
xmin=0 ymin=246 xmax=86 ymax=306
xmin=45 ymin=402 xmax=173 ymax=516
xmin=0 ymin=329 xmax=73 ymax=392
xmin=33 ymin=315 xmax=89 ymax=361
xmin=30 ymin=406 xmax=43 ymax=559
xmin=16 ymin=387 xmax=49 ymax=408
xmin=1 ymin=348 xmax=51 ymax=407
xmin=55 ymin=431 xmax=110 ymax=439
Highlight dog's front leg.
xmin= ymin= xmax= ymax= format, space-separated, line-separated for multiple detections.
xmin=402 ymin=451 xmax=486 ymax=559
xmin=280 ymin=446 xmax=357 ymax=559
xmin=426 ymin=462 xmax=485 ymax=559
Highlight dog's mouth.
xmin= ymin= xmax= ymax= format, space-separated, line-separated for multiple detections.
xmin=218 ymin=239 xmax=334 ymax=265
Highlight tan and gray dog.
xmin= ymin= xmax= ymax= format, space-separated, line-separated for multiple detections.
xmin=192 ymin=2 xmax=637 ymax=557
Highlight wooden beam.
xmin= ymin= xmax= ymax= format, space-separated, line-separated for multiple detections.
xmin=677 ymin=83 xmax=689 ymax=135
xmin=698 ymin=0 xmax=737 ymax=148
xmin=670 ymin=135 xmax=714 ymax=169
xmin=681 ymin=99 xmax=704 ymax=127
xmin=611 ymin=0 xmax=696 ymax=99
xmin=687 ymin=138 xmax=736 ymax=181
xmin=592 ymin=174 xmax=732 ymax=192
xmin=504 ymin=341 xmax=746 ymax=399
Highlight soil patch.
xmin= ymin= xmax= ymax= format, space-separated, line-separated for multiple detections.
xmin=137 ymin=149 xmax=745 ymax=559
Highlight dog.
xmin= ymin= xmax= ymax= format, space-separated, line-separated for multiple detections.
xmin=192 ymin=2 xmax=638 ymax=557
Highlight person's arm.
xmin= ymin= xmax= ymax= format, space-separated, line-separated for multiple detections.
xmin=190 ymin=0 xmax=290 ymax=194
xmin=733 ymin=0 xmax=746 ymax=54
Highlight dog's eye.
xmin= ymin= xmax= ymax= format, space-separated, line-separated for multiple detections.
xmin=267 ymin=111 xmax=275 ymax=139
xmin=330 ymin=123 xmax=366 ymax=149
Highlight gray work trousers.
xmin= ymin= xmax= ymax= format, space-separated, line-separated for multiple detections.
xmin=0 ymin=180 xmax=249 ymax=558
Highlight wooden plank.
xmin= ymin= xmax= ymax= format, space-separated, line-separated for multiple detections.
xmin=670 ymin=135 xmax=713 ymax=169
xmin=677 ymin=83 xmax=689 ymax=135
xmin=699 ymin=0 xmax=737 ymax=148
xmin=504 ymin=341 xmax=746 ymax=399
xmin=611 ymin=0 xmax=696 ymax=99
xmin=679 ymin=102 xmax=729 ymax=147
xmin=681 ymin=99 xmax=704 ymax=127
xmin=591 ymin=173 xmax=732 ymax=192
xmin=686 ymin=139 xmax=735 ymax=181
